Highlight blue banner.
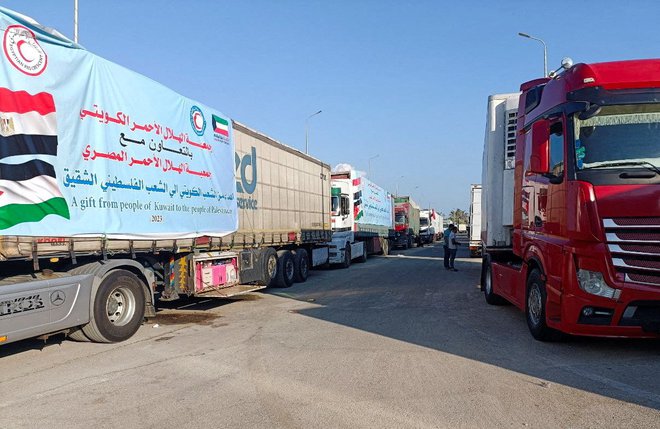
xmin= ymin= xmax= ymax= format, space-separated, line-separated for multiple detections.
xmin=0 ymin=7 xmax=237 ymax=238
xmin=356 ymin=175 xmax=393 ymax=228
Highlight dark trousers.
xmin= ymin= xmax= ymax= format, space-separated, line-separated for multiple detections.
xmin=448 ymin=248 xmax=457 ymax=269
xmin=443 ymin=245 xmax=450 ymax=268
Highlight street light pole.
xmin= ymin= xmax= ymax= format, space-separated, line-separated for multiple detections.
xmin=518 ymin=32 xmax=547 ymax=77
xmin=305 ymin=110 xmax=322 ymax=155
xmin=368 ymin=154 xmax=379 ymax=178
xmin=395 ymin=175 xmax=404 ymax=196
xmin=74 ymin=0 xmax=79 ymax=43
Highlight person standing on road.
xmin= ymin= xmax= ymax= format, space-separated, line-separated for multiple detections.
xmin=448 ymin=225 xmax=461 ymax=271
xmin=443 ymin=223 xmax=454 ymax=270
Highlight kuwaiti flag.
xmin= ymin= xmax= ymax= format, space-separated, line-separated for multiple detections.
xmin=0 ymin=88 xmax=69 ymax=230
xmin=212 ymin=114 xmax=229 ymax=137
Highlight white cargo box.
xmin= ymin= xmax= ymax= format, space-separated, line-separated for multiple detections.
xmin=482 ymin=93 xmax=520 ymax=248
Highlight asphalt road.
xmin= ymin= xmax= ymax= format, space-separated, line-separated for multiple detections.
xmin=1 ymin=240 xmax=659 ymax=428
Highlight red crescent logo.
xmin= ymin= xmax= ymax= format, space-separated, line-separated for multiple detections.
xmin=16 ymin=40 xmax=34 ymax=62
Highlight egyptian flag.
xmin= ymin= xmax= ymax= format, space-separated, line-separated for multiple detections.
xmin=0 ymin=88 xmax=69 ymax=230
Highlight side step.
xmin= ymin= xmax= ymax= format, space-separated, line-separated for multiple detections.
xmin=197 ymin=284 xmax=267 ymax=298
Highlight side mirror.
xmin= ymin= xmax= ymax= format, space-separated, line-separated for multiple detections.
xmin=529 ymin=120 xmax=550 ymax=175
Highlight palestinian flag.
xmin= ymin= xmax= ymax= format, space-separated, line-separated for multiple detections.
xmin=0 ymin=88 xmax=69 ymax=230
xmin=212 ymin=114 xmax=229 ymax=137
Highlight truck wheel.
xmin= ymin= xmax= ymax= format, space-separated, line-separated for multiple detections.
xmin=341 ymin=244 xmax=351 ymax=269
xmin=256 ymin=247 xmax=278 ymax=286
xmin=482 ymin=256 xmax=506 ymax=305
xmin=526 ymin=269 xmax=562 ymax=341
xmin=68 ymin=328 xmax=91 ymax=342
xmin=292 ymin=248 xmax=309 ymax=283
xmin=273 ymin=250 xmax=295 ymax=288
xmin=82 ymin=270 xmax=145 ymax=343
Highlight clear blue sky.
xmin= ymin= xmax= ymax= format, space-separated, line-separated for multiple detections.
xmin=3 ymin=0 xmax=660 ymax=215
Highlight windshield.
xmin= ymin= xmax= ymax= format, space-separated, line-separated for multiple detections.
xmin=394 ymin=213 xmax=407 ymax=225
xmin=574 ymin=104 xmax=660 ymax=170
xmin=420 ymin=218 xmax=429 ymax=226
xmin=331 ymin=196 xmax=339 ymax=214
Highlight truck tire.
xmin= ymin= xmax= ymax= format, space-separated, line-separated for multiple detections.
xmin=341 ymin=244 xmax=351 ymax=269
xmin=257 ymin=247 xmax=278 ymax=286
xmin=292 ymin=248 xmax=309 ymax=283
xmin=482 ymin=255 xmax=506 ymax=305
xmin=272 ymin=250 xmax=295 ymax=288
xmin=526 ymin=269 xmax=562 ymax=341
xmin=68 ymin=328 xmax=91 ymax=342
xmin=82 ymin=269 xmax=146 ymax=343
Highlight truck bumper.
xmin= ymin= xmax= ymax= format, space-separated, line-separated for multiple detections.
xmin=328 ymin=245 xmax=344 ymax=264
xmin=555 ymin=285 xmax=660 ymax=338
xmin=392 ymin=231 xmax=411 ymax=248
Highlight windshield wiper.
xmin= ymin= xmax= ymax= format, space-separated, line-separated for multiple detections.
xmin=587 ymin=160 xmax=660 ymax=175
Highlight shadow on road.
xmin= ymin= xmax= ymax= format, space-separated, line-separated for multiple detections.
xmin=270 ymin=242 xmax=660 ymax=411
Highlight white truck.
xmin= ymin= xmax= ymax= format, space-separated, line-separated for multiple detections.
xmin=468 ymin=184 xmax=482 ymax=257
xmin=0 ymin=7 xmax=330 ymax=346
xmin=432 ymin=212 xmax=443 ymax=241
xmin=419 ymin=209 xmax=438 ymax=244
xmin=329 ymin=168 xmax=393 ymax=267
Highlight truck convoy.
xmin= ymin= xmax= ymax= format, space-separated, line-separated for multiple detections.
xmin=468 ymin=184 xmax=482 ymax=257
xmin=0 ymin=8 xmax=331 ymax=346
xmin=481 ymin=58 xmax=660 ymax=340
xmin=392 ymin=196 xmax=420 ymax=248
xmin=330 ymin=168 xmax=394 ymax=266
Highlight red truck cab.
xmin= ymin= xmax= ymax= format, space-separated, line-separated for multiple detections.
xmin=483 ymin=59 xmax=660 ymax=340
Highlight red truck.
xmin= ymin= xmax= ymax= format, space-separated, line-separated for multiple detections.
xmin=392 ymin=196 xmax=420 ymax=248
xmin=481 ymin=59 xmax=660 ymax=340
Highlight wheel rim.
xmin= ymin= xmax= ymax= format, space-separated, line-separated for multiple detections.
xmin=267 ymin=255 xmax=277 ymax=279
xmin=106 ymin=286 xmax=137 ymax=327
xmin=528 ymin=283 xmax=542 ymax=326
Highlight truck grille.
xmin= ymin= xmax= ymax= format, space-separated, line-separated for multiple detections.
xmin=605 ymin=218 xmax=660 ymax=286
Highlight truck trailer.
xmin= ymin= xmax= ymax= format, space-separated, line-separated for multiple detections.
xmin=0 ymin=7 xmax=330 ymax=346
xmin=392 ymin=196 xmax=420 ymax=248
xmin=330 ymin=169 xmax=393 ymax=267
xmin=481 ymin=59 xmax=660 ymax=340
xmin=468 ymin=184 xmax=482 ymax=257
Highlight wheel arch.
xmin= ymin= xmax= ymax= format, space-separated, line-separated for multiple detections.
xmin=69 ymin=259 xmax=156 ymax=319
xmin=521 ymin=254 xmax=545 ymax=309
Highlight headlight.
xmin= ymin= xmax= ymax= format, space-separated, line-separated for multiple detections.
xmin=577 ymin=269 xmax=621 ymax=299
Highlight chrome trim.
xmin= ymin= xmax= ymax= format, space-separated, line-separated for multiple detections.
xmin=603 ymin=219 xmax=660 ymax=229
xmin=608 ymin=244 xmax=658 ymax=257
xmin=625 ymin=273 xmax=660 ymax=287
xmin=605 ymin=232 xmax=660 ymax=244
xmin=604 ymin=218 xmax=660 ymax=288
xmin=612 ymin=258 xmax=658 ymax=272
